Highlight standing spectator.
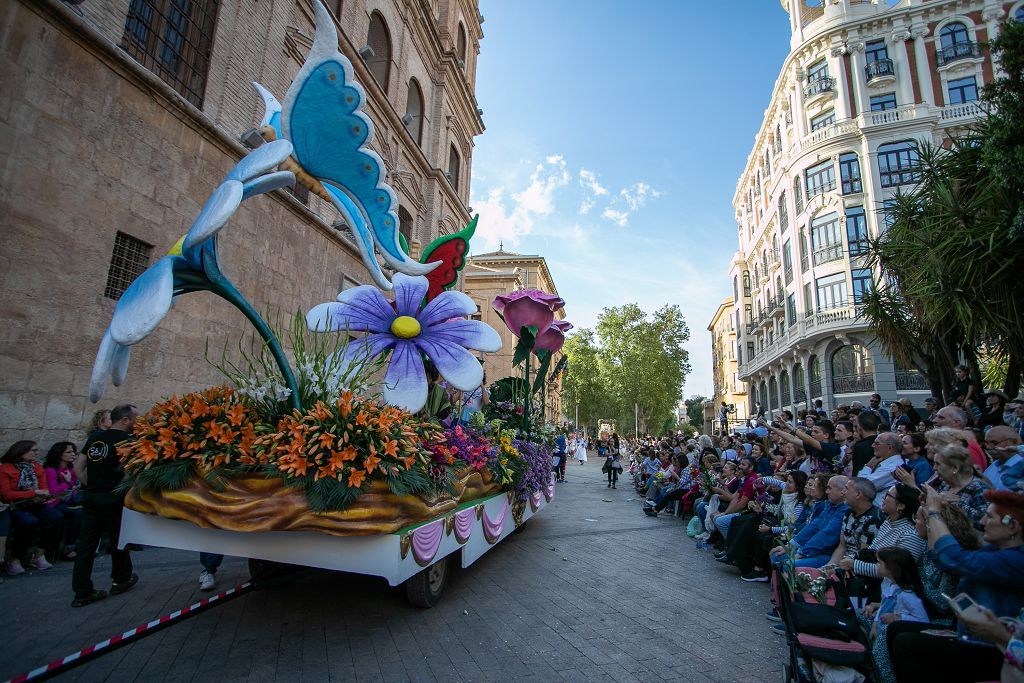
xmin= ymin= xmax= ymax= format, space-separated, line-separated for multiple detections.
xmin=851 ymin=411 xmax=880 ymax=475
xmin=43 ymin=442 xmax=83 ymax=560
xmin=719 ymin=402 xmax=732 ymax=434
xmin=978 ymin=392 xmax=1007 ymax=432
xmin=869 ymin=393 xmax=891 ymax=431
xmin=84 ymin=409 xmax=112 ymax=446
xmin=828 ymin=477 xmax=882 ymax=565
xmin=71 ymin=404 xmax=139 ymax=607
xmin=888 ymin=402 xmax=912 ymax=433
xmin=199 ymin=553 xmax=223 ymax=591
xmin=949 ymin=364 xmax=977 ymax=406
xmin=899 ymin=398 xmax=921 ymax=431
xmin=900 ymin=432 xmax=933 ymax=486
xmin=0 ymin=441 xmax=59 ymax=574
xmin=934 ymin=406 xmax=988 ymax=471
xmin=981 ymin=425 xmax=1023 ymax=491
xmin=857 ymin=432 xmax=906 ymax=507
xmin=1008 ymin=396 xmax=1024 ymax=440
xmin=755 ymin=401 xmax=766 ymax=419
xmin=814 ymin=399 xmax=827 ymax=418
xmin=922 ymin=397 xmax=940 ymax=425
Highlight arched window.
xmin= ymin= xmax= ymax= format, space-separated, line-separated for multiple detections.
xmin=780 ymin=370 xmax=791 ymax=407
xmin=447 ymin=143 xmax=461 ymax=192
xmin=768 ymin=376 xmax=779 ymax=411
xmin=456 ymin=23 xmax=468 ymax=69
xmin=1016 ymin=7 xmax=1024 ymax=22
xmin=809 ymin=355 xmax=821 ymax=397
xmin=831 ymin=344 xmax=875 ymax=393
xmin=403 ymin=78 xmax=424 ymax=145
xmin=778 ymin=191 xmax=788 ymax=231
xmin=398 ymin=205 xmax=413 ymax=245
xmin=742 ymin=270 xmax=751 ymax=296
xmin=793 ymin=176 xmax=804 ymax=214
xmin=754 ymin=263 xmax=760 ymax=283
xmin=877 ymin=141 xmax=920 ymax=188
xmin=733 ymin=276 xmax=739 ymax=300
xmin=760 ymin=380 xmax=769 ymax=412
xmin=792 ymin=363 xmax=806 ymax=402
xmin=939 ymin=22 xmax=970 ymax=49
xmin=364 ymin=12 xmax=392 ymax=92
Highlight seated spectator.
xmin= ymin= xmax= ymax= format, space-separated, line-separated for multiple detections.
xmin=841 ymin=483 xmax=926 ymax=579
xmin=719 ymin=434 xmax=738 ymax=461
xmin=900 ymin=432 xmax=932 ymax=486
xmin=981 ymin=425 xmax=1023 ymax=491
xmin=857 ymin=432 xmax=906 ymax=507
xmin=1008 ymin=396 xmax=1024 ymax=440
xmin=750 ymin=442 xmax=773 ymax=477
xmin=827 ymin=477 xmax=882 ymax=567
xmin=861 ymin=547 xmax=930 ymax=682
xmin=696 ymin=461 xmax=739 ymax=530
xmin=43 ymin=442 xmax=83 ymax=560
xmin=769 ymin=474 xmax=849 ymax=569
xmin=710 ymin=456 xmax=759 ymax=542
xmin=890 ymin=489 xmax=1024 ymax=683
xmin=0 ymin=441 xmax=60 ymax=574
xmin=931 ymin=443 xmax=992 ymax=530
xmin=768 ymin=418 xmax=841 ymax=472
xmin=934 ymin=406 xmax=988 ymax=472
xmin=899 ymin=398 xmax=921 ymax=431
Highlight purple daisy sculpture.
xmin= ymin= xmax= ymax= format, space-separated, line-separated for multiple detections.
xmin=306 ymin=273 xmax=501 ymax=412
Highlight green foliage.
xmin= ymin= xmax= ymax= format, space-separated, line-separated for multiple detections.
xmin=981 ymin=19 xmax=1024 ymax=233
xmin=685 ymin=395 xmax=709 ymax=429
xmin=563 ymin=304 xmax=690 ymax=435
xmin=300 ymin=476 xmax=366 ymax=514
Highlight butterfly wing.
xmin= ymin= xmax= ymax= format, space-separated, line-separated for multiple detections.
xmin=281 ymin=0 xmax=436 ymax=290
xmin=419 ymin=215 xmax=478 ymax=302
xmin=251 ymin=82 xmax=282 ymax=138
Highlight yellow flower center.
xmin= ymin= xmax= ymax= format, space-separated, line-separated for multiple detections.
xmin=391 ymin=315 xmax=421 ymax=339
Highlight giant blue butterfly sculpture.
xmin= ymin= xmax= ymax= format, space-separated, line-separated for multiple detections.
xmin=252 ymin=0 xmax=437 ymax=290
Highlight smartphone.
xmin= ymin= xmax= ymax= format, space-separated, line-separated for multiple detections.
xmin=941 ymin=592 xmax=978 ymax=614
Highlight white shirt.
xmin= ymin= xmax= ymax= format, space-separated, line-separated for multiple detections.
xmin=857 ymin=453 xmax=905 ymax=507
xmin=983 ymin=454 xmax=1023 ymax=491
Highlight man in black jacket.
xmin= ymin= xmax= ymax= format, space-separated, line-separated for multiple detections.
xmin=71 ymin=403 xmax=139 ymax=607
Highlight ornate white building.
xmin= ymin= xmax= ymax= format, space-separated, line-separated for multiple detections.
xmin=730 ymin=0 xmax=1021 ymax=416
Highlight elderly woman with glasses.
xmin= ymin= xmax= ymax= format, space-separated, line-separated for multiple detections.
xmin=0 ymin=440 xmax=62 ymax=575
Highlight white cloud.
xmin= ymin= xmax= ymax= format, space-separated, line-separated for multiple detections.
xmin=578 ymin=168 xmax=608 ymax=215
xmin=470 ymin=156 xmax=570 ymax=249
xmin=601 ymin=208 xmax=629 ymax=227
xmin=620 ymin=181 xmax=661 ymax=211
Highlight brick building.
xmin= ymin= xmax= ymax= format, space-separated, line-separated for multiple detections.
xmin=0 ymin=0 xmax=484 ymax=444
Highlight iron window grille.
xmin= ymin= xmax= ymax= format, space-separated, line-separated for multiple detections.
xmin=121 ymin=0 xmax=219 ymax=108
xmin=104 ymin=231 xmax=153 ymax=299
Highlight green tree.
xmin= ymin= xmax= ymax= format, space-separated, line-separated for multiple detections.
xmin=561 ymin=329 xmax=607 ymax=431
xmin=685 ymin=395 xmax=708 ymax=430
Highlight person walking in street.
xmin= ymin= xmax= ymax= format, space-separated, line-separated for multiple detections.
xmin=553 ymin=432 xmax=567 ymax=483
xmin=71 ymin=404 xmax=139 ymax=607
xmin=575 ymin=432 xmax=588 ymax=465
xmin=604 ymin=442 xmax=622 ymax=489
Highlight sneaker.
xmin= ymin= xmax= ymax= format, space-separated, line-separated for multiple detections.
xmin=71 ymin=590 xmax=108 ymax=608
xmin=766 ymin=608 xmax=782 ymax=622
xmin=612 ymin=484 xmax=616 ymax=489
xmin=199 ymin=570 xmax=216 ymax=591
xmin=110 ymin=573 xmax=139 ymax=595
xmin=741 ymin=570 xmax=769 ymax=582
xmin=771 ymin=623 xmax=788 ymax=635
xmin=713 ymin=550 xmax=728 ymax=559
xmin=643 ymin=507 xmax=658 ymax=517
xmin=5 ymin=559 xmax=25 ymax=576
xmin=29 ymin=555 xmax=53 ymax=571
xmin=715 ymin=555 xmax=735 ymax=565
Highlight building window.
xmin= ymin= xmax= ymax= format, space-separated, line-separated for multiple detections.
xmin=809 ymin=355 xmax=822 ymax=397
xmin=815 ymin=272 xmax=848 ymax=310
xmin=939 ymin=22 xmax=970 ymax=50
xmin=831 ymin=344 xmax=874 ymax=394
xmin=447 ymin=144 xmax=461 ymax=191
xmin=870 ymin=93 xmax=897 ymax=111
xmin=456 ymin=23 xmax=468 ymax=70
xmin=846 ymin=206 xmax=868 ymax=256
xmin=780 ymin=371 xmax=791 ymax=406
xmin=803 ymin=282 xmax=813 ymax=315
xmin=744 ymin=303 xmax=752 ymax=325
xmin=807 ymin=59 xmax=829 ymax=82
xmin=121 ymin=0 xmax=220 ymax=108
xmin=397 ymin=205 xmax=414 ymax=245
xmin=810 ymin=110 xmax=835 ymax=131
xmin=747 ymin=342 xmax=755 ymax=362
xmin=865 ymin=40 xmax=888 ymax=64
xmin=794 ymin=176 xmax=804 ymax=214
xmin=742 ymin=270 xmax=751 ymax=297
xmin=404 ymin=78 xmax=425 ymax=145
xmin=733 ymin=275 xmax=739 ymax=301
xmin=839 ymin=152 xmax=862 ymax=194
xmin=799 ymin=229 xmax=809 ymax=273
xmin=364 ymin=11 xmax=392 ymax=92
xmin=104 ymin=231 xmax=153 ymax=299
xmin=878 ymin=141 xmax=920 ymax=188
xmin=805 ymin=159 xmax=836 ymax=198
xmin=947 ymin=76 xmax=978 ymax=104
xmin=1016 ymin=7 xmax=1024 ymax=21
xmin=880 ymin=198 xmax=899 ymax=232
xmin=851 ymin=267 xmax=873 ymax=304
xmin=811 ymin=212 xmax=843 ymax=266
xmin=937 ymin=22 xmax=979 ymax=66
xmin=787 ymin=293 xmax=797 ymax=325
xmin=783 ymin=239 xmax=793 ymax=284
xmin=778 ymin=191 xmax=788 ymax=231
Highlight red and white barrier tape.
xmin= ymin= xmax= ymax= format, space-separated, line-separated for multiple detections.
xmin=5 ymin=581 xmax=254 ymax=683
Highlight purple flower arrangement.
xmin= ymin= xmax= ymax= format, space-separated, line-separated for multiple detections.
xmin=511 ymin=438 xmax=552 ymax=501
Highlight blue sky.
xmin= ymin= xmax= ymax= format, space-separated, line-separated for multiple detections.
xmin=469 ymin=1 xmax=793 ymax=400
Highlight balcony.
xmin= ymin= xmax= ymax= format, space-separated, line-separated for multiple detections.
xmin=833 ymin=373 xmax=875 ymax=394
xmin=864 ymin=58 xmax=895 ymax=85
xmin=766 ymin=295 xmax=785 ymax=318
xmin=940 ymin=101 xmax=983 ymax=122
xmin=936 ymin=41 xmax=981 ymax=68
xmin=812 ymin=244 xmax=844 ymax=266
xmin=804 ymin=76 xmax=836 ymax=99
xmin=896 ymin=371 xmax=930 ymax=391
xmin=798 ymin=120 xmax=859 ymax=154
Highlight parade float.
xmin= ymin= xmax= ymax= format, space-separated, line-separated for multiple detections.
xmin=88 ymin=0 xmax=569 ymax=607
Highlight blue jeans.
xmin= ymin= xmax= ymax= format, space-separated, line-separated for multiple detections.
xmin=10 ymin=504 xmax=62 ymax=557
xmin=200 ymin=552 xmax=224 ymax=574
xmin=55 ymin=502 xmax=83 ymax=546
xmin=696 ymin=500 xmax=709 ymax=527
xmin=771 ymin=552 xmax=832 ymax=569
xmin=714 ymin=512 xmax=740 ymax=539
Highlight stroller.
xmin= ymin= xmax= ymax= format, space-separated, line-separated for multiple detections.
xmin=772 ymin=564 xmax=878 ymax=683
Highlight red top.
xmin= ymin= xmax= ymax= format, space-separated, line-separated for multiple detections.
xmin=0 ymin=461 xmax=49 ymax=502
xmin=738 ymin=473 xmax=761 ymax=501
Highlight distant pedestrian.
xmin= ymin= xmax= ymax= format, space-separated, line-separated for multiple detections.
xmin=553 ymin=432 xmax=567 ymax=482
xmin=71 ymin=404 xmax=140 ymax=607
xmin=575 ymin=433 xmax=588 ymax=465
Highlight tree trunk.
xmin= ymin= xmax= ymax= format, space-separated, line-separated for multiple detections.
xmin=1004 ymin=349 xmax=1022 ymax=399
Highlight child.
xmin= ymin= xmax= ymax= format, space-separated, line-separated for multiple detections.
xmin=863 ymin=547 xmax=929 ymax=681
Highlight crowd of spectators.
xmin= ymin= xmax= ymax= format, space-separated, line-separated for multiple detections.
xmin=624 ymin=386 xmax=1024 ymax=683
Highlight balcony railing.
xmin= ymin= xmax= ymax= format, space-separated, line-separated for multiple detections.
xmin=804 ymin=76 xmax=836 ymax=98
xmin=808 ymin=380 xmax=822 ymax=398
xmin=896 ymin=371 xmax=930 ymax=391
xmin=940 ymin=101 xmax=983 ymax=121
xmin=864 ymin=58 xmax=895 ymax=82
xmin=833 ymin=373 xmax=875 ymax=394
xmin=936 ymin=41 xmax=981 ymax=67
xmin=813 ymin=244 xmax=844 ymax=266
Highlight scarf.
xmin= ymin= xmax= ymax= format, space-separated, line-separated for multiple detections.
xmin=779 ymin=491 xmax=800 ymax=522
xmin=15 ymin=461 xmax=38 ymax=491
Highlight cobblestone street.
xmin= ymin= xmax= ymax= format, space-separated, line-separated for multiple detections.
xmin=0 ymin=459 xmax=784 ymax=682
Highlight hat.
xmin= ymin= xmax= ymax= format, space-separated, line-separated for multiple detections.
xmin=747 ymin=426 xmax=769 ymax=438
xmin=924 ymin=396 xmax=940 ymax=405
